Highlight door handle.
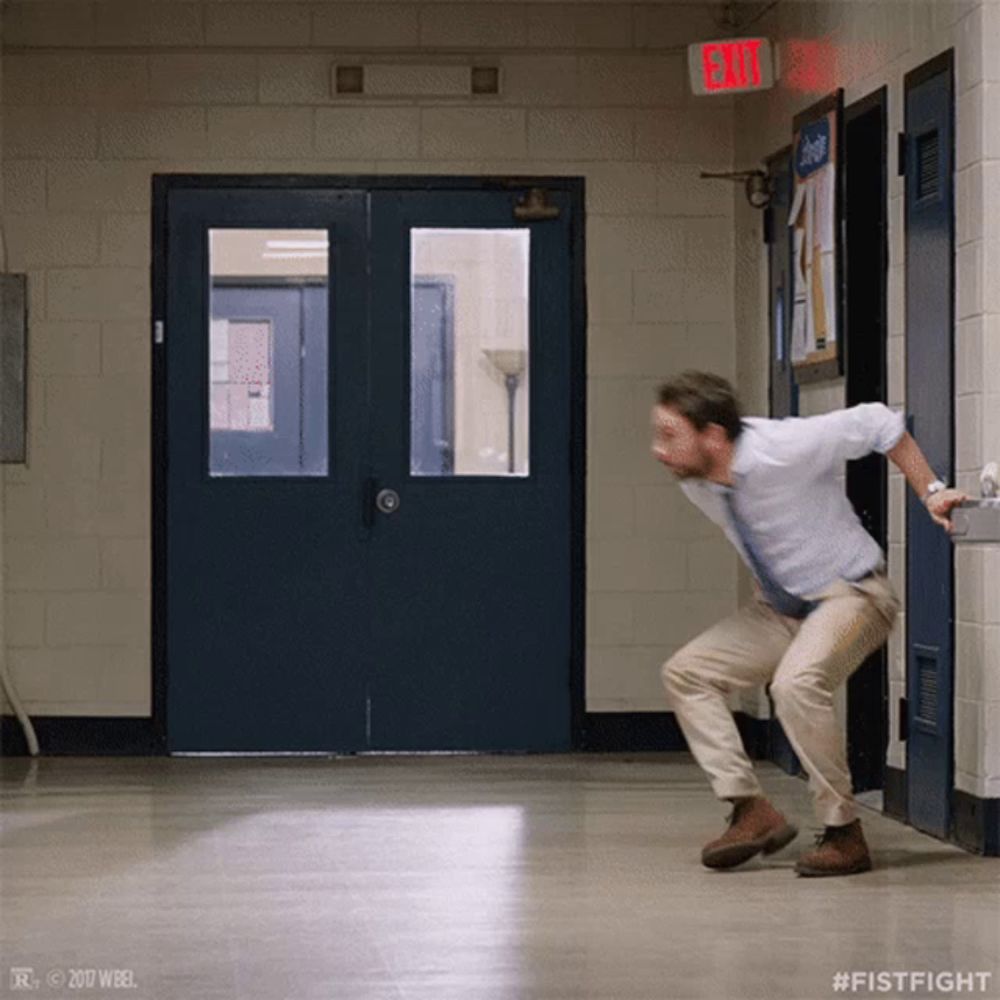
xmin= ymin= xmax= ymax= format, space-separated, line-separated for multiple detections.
xmin=362 ymin=477 xmax=401 ymax=529
xmin=376 ymin=488 xmax=400 ymax=515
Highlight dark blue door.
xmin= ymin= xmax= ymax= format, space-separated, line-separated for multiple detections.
xmin=366 ymin=191 xmax=573 ymax=750
xmin=165 ymin=189 xmax=370 ymax=751
xmin=904 ymin=54 xmax=955 ymax=836
xmin=162 ymin=184 xmax=575 ymax=752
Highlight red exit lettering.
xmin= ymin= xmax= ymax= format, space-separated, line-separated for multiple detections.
xmin=701 ymin=39 xmax=764 ymax=92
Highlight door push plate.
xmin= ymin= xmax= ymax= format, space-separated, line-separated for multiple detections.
xmin=951 ymin=499 xmax=1000 ymax=543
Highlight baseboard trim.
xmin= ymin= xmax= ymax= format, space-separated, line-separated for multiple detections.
xmin=1 ymin=711 xmax=776 ymax=758
xmin=583 ymin=711 xmax=770 ymax=758
xmin=883 ymin=765 xmax=907 ymax=821
xmin=582 ymin=711 xmax=685 ymax=751
xmin=1 ymin=712 xmax=770 ymax=757
xmin=1 ymin=715 xmax=162 ymax=756
xmin=952 ymin=788 xmax=1000 ymax=857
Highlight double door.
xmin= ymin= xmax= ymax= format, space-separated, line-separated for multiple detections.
xmin=157 ymin=182 xmax=578 ymax=752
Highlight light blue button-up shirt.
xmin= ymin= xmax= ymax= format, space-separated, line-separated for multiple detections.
xmin=679 ymin=403 xmax=906 ymax=599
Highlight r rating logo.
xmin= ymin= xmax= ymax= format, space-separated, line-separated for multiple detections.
xmin=9 ymin=968 xmax=39 ymax=991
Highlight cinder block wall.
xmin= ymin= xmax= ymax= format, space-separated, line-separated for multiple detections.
xmin=734 ymin=0 xmax=1000 ymax=797
xmin=0 ymin=1 xmax=740 ymax=720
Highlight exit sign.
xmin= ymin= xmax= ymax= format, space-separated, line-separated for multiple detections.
xmin=688 ymin=38 xmax=775 ymax=96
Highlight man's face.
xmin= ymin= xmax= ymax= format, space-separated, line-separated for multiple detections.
xmin=650 ymin=404 xmax=714 ymax=480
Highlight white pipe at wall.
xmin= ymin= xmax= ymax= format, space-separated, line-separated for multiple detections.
xmin=0 ymin=465 xmax=39 ymax=755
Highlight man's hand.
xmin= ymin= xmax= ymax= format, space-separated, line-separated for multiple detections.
xmin=887 ymin=432 xmax=971 ymax=535
xmin=924 ymin=488 xmax=970 ymax=534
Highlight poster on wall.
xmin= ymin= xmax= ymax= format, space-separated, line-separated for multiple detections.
xmin=788 ymin=90 xmax=844 ymax=383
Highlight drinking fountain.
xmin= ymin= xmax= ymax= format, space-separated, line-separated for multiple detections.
xmin=951 ymin=462 xmax=1000 ymax=542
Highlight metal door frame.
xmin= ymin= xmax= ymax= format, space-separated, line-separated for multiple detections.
xmin=844 ymin=86 xmax=890 ymax=795
xmin=763 ymin=144 xmax=802 ymax=777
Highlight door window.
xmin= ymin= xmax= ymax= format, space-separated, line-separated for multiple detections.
xmin=208 ymin=228 xmax=329 ymax=477
xmin=410 ymin=228 xmax=530 ymax=477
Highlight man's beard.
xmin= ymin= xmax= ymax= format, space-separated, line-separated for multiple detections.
xmin=671 ymin=451 xmax=712 ymax=480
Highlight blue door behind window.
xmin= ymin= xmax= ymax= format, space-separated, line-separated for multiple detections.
xmin=411 ymin=279 xmax=455 ymax=476
xmin=162 ymin=184 xmax=575 ymax=752
xmin=904 ymin=55 xmax=955 ymax=837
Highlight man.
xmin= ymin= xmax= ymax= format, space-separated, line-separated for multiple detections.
xmin=651 ymin=371 xmax=967 ymax=877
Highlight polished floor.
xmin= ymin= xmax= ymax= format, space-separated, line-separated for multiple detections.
xmin=1 ymin=754 xmax=998 ymax=1000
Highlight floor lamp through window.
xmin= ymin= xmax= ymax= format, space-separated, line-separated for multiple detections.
xmin=482 ymin=349 xmax=527 ymax=474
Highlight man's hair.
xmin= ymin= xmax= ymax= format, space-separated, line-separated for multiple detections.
xmin=656 ymin=371 xmax=744 ymax=441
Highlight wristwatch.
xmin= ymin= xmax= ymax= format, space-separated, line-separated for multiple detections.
xmin=922 ymin=479 xmax=947 ymax=503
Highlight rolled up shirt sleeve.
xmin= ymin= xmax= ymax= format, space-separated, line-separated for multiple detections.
xmin=838 ymin=402 xmax=906 ymax=456
xmin=777 ymin=403 xmax=906 ymax=477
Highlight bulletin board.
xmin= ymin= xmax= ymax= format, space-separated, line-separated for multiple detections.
xmin=789 ymin=90 xmax=845 ymax=384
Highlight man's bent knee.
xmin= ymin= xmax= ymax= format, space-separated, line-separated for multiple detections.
xmin=661 ymin=652 xmax=709 ymax=697
xmin=770 ymin=672 xmax=829 ymax=715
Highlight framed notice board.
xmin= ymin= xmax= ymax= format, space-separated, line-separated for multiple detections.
xmin=789 ymin=90 xmax=845 ymax=384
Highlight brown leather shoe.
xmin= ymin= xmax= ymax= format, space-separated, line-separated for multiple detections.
xmin=701 ymin=796 xmax=799 ymax=869
xmin=795 ymin=819 xmax=872 ymax=877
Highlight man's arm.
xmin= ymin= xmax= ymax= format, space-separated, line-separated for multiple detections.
xmin=886 ymin=431 xmax=969 ymax=534
xmin=783 ymin=403 xmax=905 ymax=472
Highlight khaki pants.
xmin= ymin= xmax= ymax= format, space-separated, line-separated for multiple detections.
xmin=661 ymin=570 xmax=899 ymax=827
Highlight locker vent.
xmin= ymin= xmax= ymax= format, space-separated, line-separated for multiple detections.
xmin=916 ymin=130 xmax=940 ymax=200
xmin=915 ymin=647 xmax=939 ymax=728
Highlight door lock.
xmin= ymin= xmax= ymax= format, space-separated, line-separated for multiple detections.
xmin=375 ymin=488 xmax=400 ymax=515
